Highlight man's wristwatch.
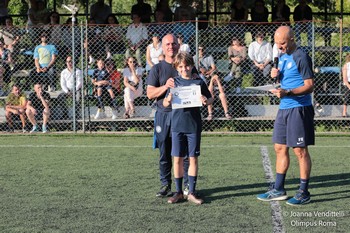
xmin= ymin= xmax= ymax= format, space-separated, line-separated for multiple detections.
xmin=285 ymin=89 xmax=292 ymax=96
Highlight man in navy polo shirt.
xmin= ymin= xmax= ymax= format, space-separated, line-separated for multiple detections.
xmin=147 ymin=34 xmax=191 ymax=197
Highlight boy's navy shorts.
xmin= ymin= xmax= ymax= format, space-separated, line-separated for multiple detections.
xmin=171 ymin=131 xmax=201 ymax=157
xmin=272 ymin=105 xmax=315 ymax=147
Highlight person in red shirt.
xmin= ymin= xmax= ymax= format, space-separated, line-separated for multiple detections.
xmin=105 ymin=60 xmax=121 ymax=95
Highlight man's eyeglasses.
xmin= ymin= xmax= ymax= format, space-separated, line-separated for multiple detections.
xmin=129 ymin=61 xmax=136 ymax=64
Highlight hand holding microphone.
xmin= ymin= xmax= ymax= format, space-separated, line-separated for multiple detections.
xmin=271 ymin=57 xmax=279 ymax=84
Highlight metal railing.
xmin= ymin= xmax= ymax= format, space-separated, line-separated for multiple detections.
xmin=1 ymin=19 xmax=349 ymax=133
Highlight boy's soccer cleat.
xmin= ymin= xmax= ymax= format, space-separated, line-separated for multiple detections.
xmin=187 ymin=193 xmax=204 ymax=205
xmin=167 ymin=192 xmax=184 ymax=204
xmin=286 ymin=190 xmax=311 ymax=206
xmin=156 ymin=184 xmax=172 ymax=197
xmin=257 ymin=189 xmax=288 ymax=201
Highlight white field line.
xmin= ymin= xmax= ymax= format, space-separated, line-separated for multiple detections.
xmin=0 ymin=144 xmax=347 ymax=148
xmin=260 ymin=146 xmax=286 ymax=233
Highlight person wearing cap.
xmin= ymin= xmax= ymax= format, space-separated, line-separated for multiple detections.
xmin=193 ymin=45 xmax=232 ymax=120
xmin=146 ymin=33 xmax=163 ymax=72
xmin=248 ymin=32 xmax=273 ymax=86
xmin=177 ymin=33 xmax=190 ymax=54
xmin=31 ymin=32 xmax=58 ymax=91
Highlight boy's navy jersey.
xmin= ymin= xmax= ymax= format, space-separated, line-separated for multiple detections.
xmin=147 ymin=60 xmax=200 ymax=113
xmin=92 ymin=68 xmax=110 ymax=82
xmin=278 ymin=47 xmax=314 ymax=109
xmin=166 ymin=76 xmax=211 ymax=133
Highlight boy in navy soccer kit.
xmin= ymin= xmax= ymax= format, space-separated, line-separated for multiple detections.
xmin=163 ymin=52 xmax=213 ymax=204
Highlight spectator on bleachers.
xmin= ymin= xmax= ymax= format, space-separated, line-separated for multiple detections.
xmin=48 ymin=11 xmax=61 ymax=54
xmin=230 ymin=0 xmax=248 ymax=22
xmin=27 ymin=0 xmax=50 ymax=43
xmin=131 ymin=0 xmax=152 ymax=24
xmin=5 ymin=84 xmax=27 ymax=133
xmin=26 ymin=83 xmax=50 ymax=133
xmin=177 ymin=33 xmax=190 ymax=54
xmin=155 ymin=0 xmax=173 ymax=22
xmin=226 ymin=37 xmax=247 ymax=90
xmin=105 ymin=59 xmax=122 ymax=95
xmin=248 ymin=31 xmax=272 ymax=86
xmin=85 ymin=18 xmax=104 ymax=66
xmin=123 ymin=56 xmax=143 ymax=118
xmin=250 ymin=0 xmax=269 ymax=38
xmin=251 ymin=0 xmax=269 ymax=22
xmin=103 ymin=14 xmax=123 ymax=59
xmin=342 ymin=54 xmax=350 ymax=118
xmin=146 ymin=33 xmax=163 ymax=72
xmin=293 ymin=0 xmax=313 ymax=46
xmin=272 ymin=0 xmax=290 ymax=23
xmin=148 ymin=9 xmax=170 ymax=40
xmin=90 ymin=0 xmax=112 ymax=24
xmin=193 ymin=45 xmax=232 ymax=120
xmin=91 ymin=58 xmax=118 ymax=120
xmin=174 ymin=0 xmax=195 ymax=21
xmin=0 ymin=0 xmax=9 ymax=25
xmin=125 ymin=13 xmax=148 ymax=67
xmin=58 ymin=56 xmax=83 ymax=119
xmin=0 ymin=16 xmax=21 ymax=53
xmin=31 ymin=32 xmax=58 ymax=91
xmin=62 ymin=17 xmax=81 ymax=60
xmin=0 ymin=38 xmax=13 ymax=84
xmin=172 ymin=13 xmax=195 ymax=45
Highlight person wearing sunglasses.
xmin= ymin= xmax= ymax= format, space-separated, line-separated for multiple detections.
xmin=123 ymin=56 xmax=143 ymax=118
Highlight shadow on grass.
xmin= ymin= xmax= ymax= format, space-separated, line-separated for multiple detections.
xmin=201 ymin=173 xmax=350 ymax=203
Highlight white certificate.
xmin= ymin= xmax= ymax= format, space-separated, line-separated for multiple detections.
xmin=170 ymin=85 xmax=202 ymax=109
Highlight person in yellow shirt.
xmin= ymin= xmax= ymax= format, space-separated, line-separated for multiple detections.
xmin=5 ymin=84 xmax=27 ymax=132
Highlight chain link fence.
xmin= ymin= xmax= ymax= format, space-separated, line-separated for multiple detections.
xmin=0 ymin=20 xmax=349 ymax=133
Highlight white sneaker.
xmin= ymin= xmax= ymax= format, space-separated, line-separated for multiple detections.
xmin=224 ymin=74 xmax=233 ymax=82
xmin=111 ymin=110 xmax=117 ymax=119
xmin=94 ymin=109 xmax=103 ymax=119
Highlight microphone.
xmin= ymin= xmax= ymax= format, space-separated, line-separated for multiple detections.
xmin=273 ymin=57 xmax=279 ymax=69
xmin=272 ymin=57 xmax=279 ymax=85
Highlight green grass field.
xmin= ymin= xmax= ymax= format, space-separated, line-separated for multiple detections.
xmin=0 ymin=134 xmax=349 ymax=233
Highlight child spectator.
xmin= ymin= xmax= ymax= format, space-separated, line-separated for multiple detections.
xmin=123 ymin=56 xmax=143 ymax=118
xmin=105 ymin=59 xmax=122 ymax=95
xmin=91 ymin=58 xmax=118 ymax=119
xmin=163 ymin=52 xmax=213 ymax=205
xmin=5 ymin=84 xmax=27 ymax=132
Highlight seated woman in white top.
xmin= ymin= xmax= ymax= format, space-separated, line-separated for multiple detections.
xmin=123 ymin=56 xmax=143 ymax=118
xmin=146 ymin=33 xmax=162 ymax=72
